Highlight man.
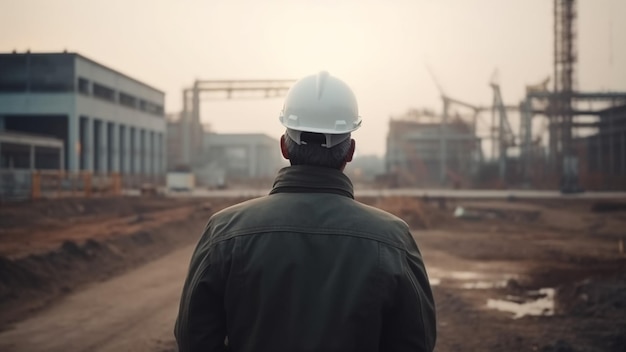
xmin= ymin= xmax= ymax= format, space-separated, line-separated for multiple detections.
xmin=175 ymin=72 xmax=436 ymax=352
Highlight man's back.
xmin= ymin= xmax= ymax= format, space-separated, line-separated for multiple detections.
xmin=175 ymin=166 xmax=436 ymax=352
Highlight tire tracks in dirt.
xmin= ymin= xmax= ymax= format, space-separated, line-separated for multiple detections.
xmin=0 ymin=245 xmax=194 ymax=352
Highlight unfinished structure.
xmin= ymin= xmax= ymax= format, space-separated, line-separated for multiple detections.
xmin=519 ymin=0 xmax=626 ymax=190
xmin=385 ymin=109 xmax=482 ymax=187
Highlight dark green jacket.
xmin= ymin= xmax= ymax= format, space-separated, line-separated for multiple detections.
xmin=175 ymin=165 xmax=436 ymax=352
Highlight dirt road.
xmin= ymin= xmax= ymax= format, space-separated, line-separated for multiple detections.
xmin=0 ymin=233 xmax=527 ymax=352
xmin=0 ymin=244 xmax=194 ymax=352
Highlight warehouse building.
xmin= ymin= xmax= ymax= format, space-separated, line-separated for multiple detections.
xmin=0 ymin=52 xmax=166 ymax=176
xmin=180 ymin=132 xmax=284 ymax=187
xmin=202 ymin=133 xmax=282 ymax=180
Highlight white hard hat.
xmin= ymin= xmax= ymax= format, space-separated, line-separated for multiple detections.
xmin=279 ymin=72 xmax=362 ymax=136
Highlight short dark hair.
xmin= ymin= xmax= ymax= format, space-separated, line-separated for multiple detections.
xmin=284 ymin=132 xmax=352 ymax=169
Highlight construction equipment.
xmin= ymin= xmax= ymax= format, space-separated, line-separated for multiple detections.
xmin=489 ymin=71 xmax=516 ymax=180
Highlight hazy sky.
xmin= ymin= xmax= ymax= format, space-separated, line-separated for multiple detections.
xmin=2 ymin=0 xmax=625 ymax=156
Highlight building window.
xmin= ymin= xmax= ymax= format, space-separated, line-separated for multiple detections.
xmin=138 ymin=100 xmax=147 ymax=112
xmin=119 ymin=92 xmax=137 ymax=108
xmin=146 ymin=102 xmax=164 ymax=116
xmin=0 ymin=55 xmax=28 ymax=92
xmin=29 ymin=55 xmax=74 ymax=92
xmin=137 ymin=99 xmax=163 ymax=117
xmin=93 ymin=83 xmax=115 ymax=102
xmin=78 ymin=77 xmax=90 ymax=95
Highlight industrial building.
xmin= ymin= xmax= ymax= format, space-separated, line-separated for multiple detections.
xmin=166 ymin=78 xmax=292 ymax=187
xmin=0 ymin=52 xmax=166 ymax=177
xmin=167 ymin=114 xmax=284 ymax=187
xmin=200 ymin=133 xmax=283 ymax=186
xmin=575 ymin=105 xmax=626 ymax=190
xmin=0 ymin=131 xmax=64 ymax=170
xmin=385 ymin=109 xmax=481 ymax=188
xmin=382 ymin=0 xmax=626 ymax=191
xmin=166 ymin=113 xmax=185 ymax=171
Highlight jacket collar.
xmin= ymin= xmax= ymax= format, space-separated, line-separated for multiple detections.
xmin=270 ymin=165 xmax=354 ymax=199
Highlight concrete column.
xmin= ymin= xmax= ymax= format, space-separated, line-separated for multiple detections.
xmin=122 ymin=125 xmax=130 ymax=174
xmin=139 ymin=129 xmax=145 ymax=175
xmin=59 ymin=144 xmax=65 ymax=171
xmin=158 ymin=132 xmax=166 ymax=175
xmin=153 ymin=131 xmax=158 ymax=175
xmin=135 ymin=128 xmax=142 ymax=175
xmin=152 ymin=131 xmax=158 ymax=175
xmin=30 ymin=145 xmax=35 ymax=170
xmin=621 ymin=132 xmax=626 ymax=175
xmin=84 ymin=117 xmax=94 ymax=171
xmin=128 ymin=127 xmax=135 ymax=174
xmin=128 ymin=127 xmax=134 ymax=174
xmin=146 ymin=130 xmax=154 ymax=175
xmin=68 ymin=113 xmax=79 ymax=171
xmin=99 ymin=120 xmax=108 ymax=173
xmin=163 ymin=133 xmax=167 ymax=173
xmin=111 ymin=123 xmax=120 ymax=172
xmin=151 ymin=131 xmax=156 ymax=175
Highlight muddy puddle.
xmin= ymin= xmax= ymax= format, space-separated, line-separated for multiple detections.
xmin=486 ymin=288 xmax=555 ymax=319
xmin=427 ymin=267 xmax=556 ymax=319
xmin=428 ymin=268 xmax=516 ymax=290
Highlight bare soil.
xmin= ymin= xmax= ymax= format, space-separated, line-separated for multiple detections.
xmin=0 ymin=196 xmax=243 ymax=330
xmin=0 ymin=195 xmax=625 ymax=351
xmin=409 ymin=197 xmax=626 ymax=352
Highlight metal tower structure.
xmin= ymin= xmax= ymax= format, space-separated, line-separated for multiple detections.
xmin=551 ymin=0 xmax=577 ymax=165
xmin=489 ymin=79 xmax=516 ymax=180
xmin=425 ymin=65 xmax=488 ymax=184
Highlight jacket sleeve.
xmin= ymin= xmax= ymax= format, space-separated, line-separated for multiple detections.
xmin=175 ymin=237 xmax=229 ymax=352
xmin=380 ymin=237 xmax=437 ymax=352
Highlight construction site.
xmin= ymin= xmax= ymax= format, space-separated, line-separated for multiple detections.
xmin=383 ymin=2 xmax=625 ymax=193
xmin=0 ymin=1 xmax=625 ymax=351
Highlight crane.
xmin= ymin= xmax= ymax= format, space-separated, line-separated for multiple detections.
xmin=425 ymin=64 xmax=487 ymax=185
xmin=489 ymin=70 xmax=516 ymax=180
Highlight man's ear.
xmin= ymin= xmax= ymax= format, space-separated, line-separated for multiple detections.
xmin=280 ymin=135 xmax=289 ymax=160
xmin=345 ymin=139 xmax=355 ymax=163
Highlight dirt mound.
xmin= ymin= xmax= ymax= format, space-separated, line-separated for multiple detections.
xmin=0 ymin=198 xmax=242 ymax=330
xmin=591 ymin=201 xmax=626 ymax=213
xmin=556 ymin=273 xmax=626 ymax=318
xmin=0 ymin=197 xmax=198 ymax=231
xmin=0 ymin=217 xmax=205 ymax=329
xmin=358 ymin=196 xmax=433 ymax=229
xmin=376 ymin=196 xmax=431 ymax=229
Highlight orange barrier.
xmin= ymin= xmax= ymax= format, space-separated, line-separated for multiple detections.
xmin=1 ymin=171 xmax=132 ymax=201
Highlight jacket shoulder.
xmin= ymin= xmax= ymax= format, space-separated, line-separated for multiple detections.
xmin=206 ymin=194 xmax=415 ymax=251
xmin=349 ymin=201 xmax=415 ymax=248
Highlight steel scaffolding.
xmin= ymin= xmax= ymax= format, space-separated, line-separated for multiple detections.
xmin=179 ymin=79 xmax=295 ymax=166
